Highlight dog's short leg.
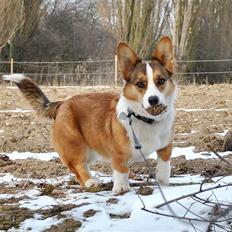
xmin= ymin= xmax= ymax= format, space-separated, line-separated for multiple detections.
xmin=59 ymin=147 xmax=99 ymax=188
xmin=69 ymin=162 xmax=100 ymax=188
xmin=156 ymin=143 xmax=172 ymax=185
xmin=52 ymin=119 xmax=100 ymax=188
xmin=111 ymin=156 xmax=130 ymax=194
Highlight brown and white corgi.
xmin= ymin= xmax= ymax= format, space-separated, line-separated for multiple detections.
xmin=3 ymin=36 xmax=177 ymax=193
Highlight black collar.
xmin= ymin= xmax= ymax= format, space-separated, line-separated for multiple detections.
xmin=127 ymin=109 xmax=154 ymax=124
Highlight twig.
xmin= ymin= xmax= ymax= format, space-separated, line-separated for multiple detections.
xmin=189 ymin=220 xmax=204 ymax=232
xmin=136 ymin=148 xmax=178 ymax=218
xmin=141 ymin=207 xmax=221 ymax=223
xmin=177 ymin=201 xmax=207 ymax=221
xmin=142 ymin=207 xmax=231 ymax=231
xmin=133 ymin=187 xmax=146 ymax=208
xmin=207 ymin=191 xmax=232 ymax=231
xmin=212 ymin=205 xmax=232 ymax=227
xmin=154 ymin=183 xmax=232 ymax=209
xmin=183 ymin=201 xmax=196 ymax=217
xmin=207 ymin=145 xmax=232 ymax=169
xmin=192 ymin=195 xmax=231 ymax=208
xmin=22 ymin=173 xmax=31 ymax=189
xmin=207 ymin=203 xmax=221 ymax=232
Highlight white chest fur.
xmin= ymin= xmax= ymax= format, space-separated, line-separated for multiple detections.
xmin=116 ymin=95 xmax=175 ymax=161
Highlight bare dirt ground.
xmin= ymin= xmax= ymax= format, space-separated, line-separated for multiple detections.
xmin=1 ymin=84 xmax=232 ymax=153
xmin=0 ymin=84 xmax=232 ymax=177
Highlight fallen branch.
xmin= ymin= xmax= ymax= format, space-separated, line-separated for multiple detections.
xmin=207 ymin=204 xmax=232 ymax=232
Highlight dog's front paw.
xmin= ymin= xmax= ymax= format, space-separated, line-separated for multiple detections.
xmin=112 ymin=182 xmax=131 ymax=194
xmin=85 ymin=178 xmax=101 ymax=188
xmin=156 ymin=159 xmax=171 ymax=185
xmin=112 ymin=170 xmax=131 ymax=194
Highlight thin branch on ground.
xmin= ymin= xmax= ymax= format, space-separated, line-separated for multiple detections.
xmin=22 ymin=173 xmax=31 ymax=189
xmin=154 ymin=183 xmax=232 ymax=209
xmin=207 ymin=145 xmax=232 ymax=168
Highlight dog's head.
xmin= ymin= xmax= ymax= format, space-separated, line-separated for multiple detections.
xmin=117 ymin=36 xmax=176 ymax=120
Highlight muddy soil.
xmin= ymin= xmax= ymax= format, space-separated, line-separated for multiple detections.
xmin=1 ymin=153 xmax=232 ymax=181
xmin=0 ymin=84 xmax=232 ymax=180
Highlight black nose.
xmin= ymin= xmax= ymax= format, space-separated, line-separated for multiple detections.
xmin=148 ymin=96 xmax=159 ymax=106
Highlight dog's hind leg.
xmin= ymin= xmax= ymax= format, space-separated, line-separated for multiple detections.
xmin=68 ymin=159 xmax=100 ymax=188
xmin=57 ymin=143 xmax=100 ymax=187
xmin=52 ymin=119 xmax=100 ymax=188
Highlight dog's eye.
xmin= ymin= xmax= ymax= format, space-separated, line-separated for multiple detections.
xmin=136 ymin=82 xmax=145 ymax=88
xmin=157 ymin=78 xmax=166 ymax=85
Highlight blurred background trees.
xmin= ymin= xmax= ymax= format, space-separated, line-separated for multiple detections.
xmin=1 ymin=0 xmax=115 ymax=61
xmin=0 ymin=0 xmax=25 ymax=49
xmin=97 ymin=0 xmax=172 ymax=58
xmin=0 ymin=0 xmax=232 ymax=83
xmin=0 ymin=0 xmax=42 ymax=54
xmin=186 ymin=0 xmax=232 ymax=83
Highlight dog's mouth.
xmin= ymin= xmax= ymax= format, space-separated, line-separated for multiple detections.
xmin=145 ymin=104 xmax=167 ymax=116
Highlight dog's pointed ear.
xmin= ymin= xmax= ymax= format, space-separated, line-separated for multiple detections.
xmin=117 ymin=42 xmax=141 ymax=81
xmin=151 ymin=36 xmax=173 ymax=75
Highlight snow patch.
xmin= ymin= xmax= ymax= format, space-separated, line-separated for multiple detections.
xmin=215 ymin=129 xmax=229 ymax=137
xmin=177 ymin=108 xmax=228 ymax=112
xmin=0 ymin=171 xmax=231 ymax=231
xmin=0 ymin=108 xmax=33 ymax=113
xmin=19 ymin=195 xmax=58 ymax=210
xmin=150 ymin=146 xmax=232 ymax=160
xmin=5 ymin=151 xmax=59 ymax=161
xmin=13 ymin=217 xmax=62 ymax=232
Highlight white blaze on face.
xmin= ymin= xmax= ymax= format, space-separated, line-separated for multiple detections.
xmin=143 ymin=63 xmax=165 ymax=109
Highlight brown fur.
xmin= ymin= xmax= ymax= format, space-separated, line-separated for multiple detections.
xmin=16 ymin=78 xmax=63 ymax=119
xmin=15 ymin=79 xmax=132 ymax=185
xmin=151 ymin=36 xmax=174 ymax=75
xmin=117 ymin=42 xmax=141 ymax=81
xmin=51 ymin=93 xmax=131 ymax=185
xmin=157 ymin=143 xmax=172 ymax=161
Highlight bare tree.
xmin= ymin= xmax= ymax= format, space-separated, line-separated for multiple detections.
xmin=97 ymin=0 xmax=172 ymax=58
xmin=179 ymin=0 xmax=232 ymax=83
xmin=19 ymin=0 xmax=42 ymax=40
xmin=1 ymin=0 xmax=115 ymax=62
xmin=173 ymin=0 xmax=201 ymax=61
xmin=0 ymin=0 xmax=24 ymax=49
xmin=0 ymin=0 xmax=43 ymax=50
xmin=0 ymin=0 xmax=43 ymax=63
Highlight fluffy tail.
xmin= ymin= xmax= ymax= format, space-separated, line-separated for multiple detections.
xmin=2 ymin=74 xmax=63 ymax=119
